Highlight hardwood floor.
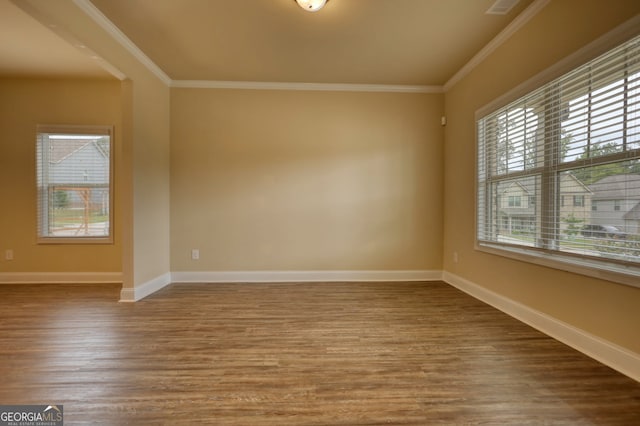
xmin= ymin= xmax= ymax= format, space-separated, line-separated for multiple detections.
xmin=0 ymin=281 xmax=639 ymax=425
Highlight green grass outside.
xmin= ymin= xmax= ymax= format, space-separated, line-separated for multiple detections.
xmin=51 ymin=208 xmax=108 ymax=226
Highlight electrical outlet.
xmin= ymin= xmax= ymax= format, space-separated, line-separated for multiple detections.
xmin=5 ymin=249 xmax=14 ymax=261
xmin=453 ymin=251 xmax=459 ymax=264
xmin=191 ymin=249 xmax=199 ymax=260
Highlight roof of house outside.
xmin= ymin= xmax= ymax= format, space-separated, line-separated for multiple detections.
xmin=49 ymin=139 xmax=108 ymax=164
xmin=500 ymin=173 xmax=592 ymax=195
xmin=589 ymin=174 xmax=640 ymax=201
xmin=623 ymin=202 xmax=640 ymax=220
xmin=49 ymin=140 xmax=91 ymax=164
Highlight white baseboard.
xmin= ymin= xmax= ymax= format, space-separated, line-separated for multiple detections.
xmin=170 ymin=269 xmax=442 ymax=284
xmin=119 ymin=272 xmax=172 ymax=302
xmin=6 ymin=268 xmax=636 ymax=381
xmin=0 ymin=272 xmax=122 ymax=284
xmin=442 ymin=271 xmax=640 ymax=383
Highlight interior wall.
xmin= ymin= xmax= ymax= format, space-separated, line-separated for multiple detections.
xmin=443 ymin=0 xmax=640 ymax=353
xmin=130 ymin=77 xmax=171 ymax=285
xmin=171 ymin=89 xmax=444 ymax=272
xmin=0 ymin=78 xmax=122 ymax=273
xmin=17 ymin=0 xmax=173 ymax=294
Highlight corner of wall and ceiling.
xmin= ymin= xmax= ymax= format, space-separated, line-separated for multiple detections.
xmin=72 ymin=0 xmax=172 ymax=86
xmin=73 ymin=0 xmax=551 ymax=94
xmin=442 ymin=0 xmax=551 ymax=91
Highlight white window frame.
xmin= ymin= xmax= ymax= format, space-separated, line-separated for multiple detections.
xmin=475 ymin=19 xmax=640 ymax=289
xmin=36 ymin=125 xmax=114 ymax=244
xmin=508 ymin=195 xmax=522 ymax=207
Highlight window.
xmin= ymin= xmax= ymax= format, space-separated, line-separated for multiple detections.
xmin=37 ymin=125 xmax=113 ymax=243
xmin=508 ymin=196 xmax=522 ymax=207
xmin=477 ymin=34 xmax=640 ymax=285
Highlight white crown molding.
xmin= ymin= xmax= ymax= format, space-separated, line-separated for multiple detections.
xmin=443 ymin=0 xmax=551 ymax=92
xmin=171 ymin=80 xmax=443 ymax=94
xmin=72 ymin=0 xmax=547 ymax=94
xmin=73 ymin=0 xmax=441 ymax=94
xmin=119 ymin=272 xmax=171 ymax=302
xmin=0 ymin=272 xmax=122 ymax=284
xmin=443 ymin=271 xmax=640 ymax=383
xmin=171 ymin=269 xmax=442 ymax=284
xmin=72 ymin=0 xmax=172 ymax=86
xmin=73 ymin=0 xmax=444 ymax=93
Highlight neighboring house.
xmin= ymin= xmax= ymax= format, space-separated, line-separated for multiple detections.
xmin=498 ymin=173 xmax=591 ymax=235
xmin=499 ymin=180 xmax=536 ymax=234
xmin=47 ymin=138 xmax=110 ymax=214
xmin=558 ymin=173 xmax=592 ymax=234
xmin=589 ymin=174 xmax=640 ymax=235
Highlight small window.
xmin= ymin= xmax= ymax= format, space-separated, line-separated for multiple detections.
xmin=614 ymin=200 xmax=621 ymax=211
xmin=508 ymin=196 xmax=522 ymax=207
xmin=573 ymin=195 xmax=585 ymax=207
xmin=36 ymin=125 xmax=113 ymax=243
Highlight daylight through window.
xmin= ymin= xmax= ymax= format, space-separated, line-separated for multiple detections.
xmin=477 ymin=34 xmax=640 ymax=282
xmin=36 ymin=126 xmax=113 ymax=242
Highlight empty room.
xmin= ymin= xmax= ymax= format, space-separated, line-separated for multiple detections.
xmin=1 ymin=0 xmax=640 ymax=424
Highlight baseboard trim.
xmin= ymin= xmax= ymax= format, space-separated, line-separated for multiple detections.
xmin=442 ymin=271 xmax=640 ymax=383
xmin=0 ymin=272 xmax=122 ymax=284
xmin=171 ymin=269 xmax=442 ymax=284
xmin=119 ymin=272 xmax=172 ymax=302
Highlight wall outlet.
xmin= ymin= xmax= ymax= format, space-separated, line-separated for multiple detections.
xmin=191 ymin=249 xmax=200 ymax=260
xmin=5 ymin=249 xmax=14 ymax=261
xmin=453 ymin=251 xmax=459 ymax=264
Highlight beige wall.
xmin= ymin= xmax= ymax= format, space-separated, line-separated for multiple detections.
xmin=130 ymin=77 xmax=171 ymax=285
xmin=0 ymin=78 xmax=122 ymax=273
xmin=171 ymin=89 xmax=443 ymax=271
xmin=443 ymin=0 xmax=640 ymax=352
xmin=19 ymin=0 xmax=173 ymax=292
xmin=7 ymin=1 xmax=640 ymax=361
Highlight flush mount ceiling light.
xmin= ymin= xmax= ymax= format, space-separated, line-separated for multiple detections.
xmin=295 ymin=0 xmax=328 ymax=12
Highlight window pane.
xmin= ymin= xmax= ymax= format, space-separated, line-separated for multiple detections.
xmin=558 ymin=172 xmax=591 ymax=240
xmin=561 ymin=78 xmax=627 ymax=162
xmin=628 ymin=71 xmax=640 ymax=151
xmin=493 ymin=104 xmax=542 ymax=175
xmin=481 ymin=176 xmax=541 ymax=247
xmin=37 ymin=129 xmax=111 ymax=240
xmin=558 ymin=165 xmax=640 ymax=263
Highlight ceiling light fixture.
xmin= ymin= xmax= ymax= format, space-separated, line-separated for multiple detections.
xmin=295 ymin=0 xmax=328 ymax=12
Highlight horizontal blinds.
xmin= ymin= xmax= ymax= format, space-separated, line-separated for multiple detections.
xmin=36 ymin=127 xmax=112 ymax=239
xmin=477 ymin=35 xmax=640 ymax=266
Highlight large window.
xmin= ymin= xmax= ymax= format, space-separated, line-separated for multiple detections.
xmin=477 ymin=34 xmax=640 ymax=284
xmin=37 ymin=125 xmax=113 ymax=243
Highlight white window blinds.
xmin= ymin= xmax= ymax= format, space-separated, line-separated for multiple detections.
xmin=477 ymin=34 xmax=640 ymax=278
xmin=36 ymin=126 xmax=113 ymax=242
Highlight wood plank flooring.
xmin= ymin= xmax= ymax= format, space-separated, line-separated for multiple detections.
xmin=0 ymin=281 xmax=639 ymax=425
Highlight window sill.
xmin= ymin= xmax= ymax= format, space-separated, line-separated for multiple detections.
xmin=476 ymin=241 xmax=640 ymax=289
xmin=37 ymin=236 xmax=113 ymax=245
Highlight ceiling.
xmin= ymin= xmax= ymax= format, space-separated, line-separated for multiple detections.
xmin=1 ymin=0 xmax=535 ymax=86
xmin=0 ymin=0 xmax=112 ymax=79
